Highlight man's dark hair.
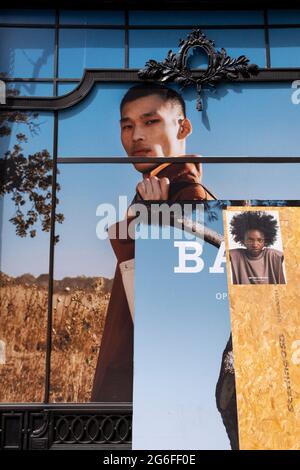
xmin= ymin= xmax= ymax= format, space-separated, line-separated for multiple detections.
xmin=120 ymin=83 xmax=186 ymax=118
xmin=230 ymin=211 xmax=278 ymax=247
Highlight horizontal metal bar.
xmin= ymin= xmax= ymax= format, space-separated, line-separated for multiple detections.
xmin=0 ymin=403 xmax=132 ymax=410
xmin=1 ymin=22 xmax=300 ymax=30
xmin=5 ymin=68 xmax=300 ymax=83
xmin=2 ymin=68 xmax=300 ymax=111
xmin=3 ymin=67 xmax=300 ymax=88
xmin=127 ymin=23 xmax=300 ymax=30
xmin=57 ymin=156 xmax=300 ymax=164
xmin=5 ymin=78 xmax=55 ymax=83
xmin=1 ymin=1 xmax=299 ymax=10
xmin=4 ymin=68 xmax=300 ymax=85
xmin=5 ymin=78 xmax=81 ymax=83
xmin=50 ymin=444 xmax=132 ymax=450
xmin=0 ymin=23 xmax=57 ymax=28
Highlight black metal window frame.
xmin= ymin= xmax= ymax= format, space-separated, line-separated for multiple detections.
xmin=2 ymin=7 xmax=300 ymax=93
xmin=1 ymin=5 xmax=300 ymax=450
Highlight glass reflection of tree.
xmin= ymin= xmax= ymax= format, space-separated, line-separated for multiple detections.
xmin=0 ymin=88 xmax=64 ymax=242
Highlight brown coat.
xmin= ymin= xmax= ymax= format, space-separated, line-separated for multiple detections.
xmin=91 ymin=161 xmax=215 ymax=402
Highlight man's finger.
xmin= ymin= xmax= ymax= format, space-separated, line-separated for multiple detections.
xmin=149 ymin=176 xmax=161 ymax=199
xmin=143 ymin=178 xmax=152 ymax=197
xmin=159 ymin=177 xmax=170 ymax=200
xmin=136 ymin=180 xmax=146 ymax=198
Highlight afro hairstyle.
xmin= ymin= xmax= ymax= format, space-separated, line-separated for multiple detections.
xmin=230 ymin=211 xmax=279 ymax=247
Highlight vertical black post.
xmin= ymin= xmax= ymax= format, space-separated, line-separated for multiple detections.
xmin=264 ymin=9 xmax=271 ymax=68
xmin=44 ymin=109 xmax=59 ymax=403
xmin=44 ymin=9 xmax=60 ymax=403
xmin=53 ymin=9 xmax=60 ymax=97
xmin=125 ymin=9 xmax=129 ymax=69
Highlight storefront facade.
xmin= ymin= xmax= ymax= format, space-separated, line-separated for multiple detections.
xmin=1 ymin=2 xmax=300 ymax=449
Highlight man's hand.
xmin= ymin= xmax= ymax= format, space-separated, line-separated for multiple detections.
xmin=136 ymin=176 xmax=170 ymax=200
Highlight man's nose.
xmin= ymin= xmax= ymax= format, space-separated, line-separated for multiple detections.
xmin=132 ymin=126 xmax=145 ymax=142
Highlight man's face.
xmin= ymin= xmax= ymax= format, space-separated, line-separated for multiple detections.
xmin=243 ymin=229 xmax=265 ymax=257
xmin=120 ymin=94 xmax=190 ymax=173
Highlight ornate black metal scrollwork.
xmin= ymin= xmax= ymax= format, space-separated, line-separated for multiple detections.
xmin=31 ymin=410 xmax=50 ymax=438
xmin=138 ymin=29 xmax=259 ymax=111
xmin=0 ymin=406 xmax=132 ymax=450
xmin=53 ymin=413 xmax=132 ymax=445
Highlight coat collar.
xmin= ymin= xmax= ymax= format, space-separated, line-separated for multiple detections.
xmin=145 ymin=160 xmax=202 ymax=184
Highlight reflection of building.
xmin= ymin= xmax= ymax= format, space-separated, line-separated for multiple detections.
xmin=1 ymin=2 xmax=300 ymax=450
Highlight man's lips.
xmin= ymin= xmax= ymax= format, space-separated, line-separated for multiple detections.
xmin=132 ymin=148 xmax=152 ymax=156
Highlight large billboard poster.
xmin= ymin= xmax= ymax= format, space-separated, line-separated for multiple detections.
xmin=1 ymin=6 xmax=300 ymax=451
xmin=133 ymin=202 xmax=233 ymax=450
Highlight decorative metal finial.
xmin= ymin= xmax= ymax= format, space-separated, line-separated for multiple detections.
xmin=138 ymin=29 xmax=259 ymax=111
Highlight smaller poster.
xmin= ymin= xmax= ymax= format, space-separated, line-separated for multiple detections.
xmin=224 ymin=206 xmax=300 ymax=450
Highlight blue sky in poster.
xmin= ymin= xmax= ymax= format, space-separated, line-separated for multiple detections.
xmin=133 ymin=206 xmax=231 ymax=449
xmin=1 ymin=82 xmax=300 ymax=278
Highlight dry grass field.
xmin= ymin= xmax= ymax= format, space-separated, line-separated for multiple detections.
xmin=0 ymin=273 xmax=111 ymax=402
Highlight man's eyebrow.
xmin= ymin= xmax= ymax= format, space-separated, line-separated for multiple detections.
xmin=120 ymin=111 xmax=159 ymax=123
xmin=141 ymin=111 xmax=159 ymax=118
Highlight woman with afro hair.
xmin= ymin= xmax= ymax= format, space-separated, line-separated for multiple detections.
xmin=229 ymin=211 xmax=286 ymax=285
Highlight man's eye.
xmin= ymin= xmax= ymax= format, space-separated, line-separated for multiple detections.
xmin=145 ymin=119 xmax=160 ymax=125
xmin=122 ymin=125 xmax=132 ymax=130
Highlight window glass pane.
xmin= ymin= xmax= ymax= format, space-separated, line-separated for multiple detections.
xmin=57 ymin=82 xmax=80 ymax=95
xmin=185 ymin=83 xmax=298 ymax=159
xmin=58 ymin=83 xmax=129 ymax=157
xmin=204 ymin=163 xmax=300 ymax=200
xmin=269 ymin=28 xmax=300 ymax=67
xmin=58 ymin=81 xmax=298 ymax=162
xmin=7 ymin=82 xmax=53 ymax=97
xmin=0 ymin=111 xmax=54 ymax=402
xmin=59 ymin=9 xmax=125 ymax=25
xmin=268 ymin=9 xmax=300 ymax=24
xmin=129 ymin=10 xmax=264 ymax=25
xmin=0 ymin=9 xmax=55 ymax=24
xmin=0 ymin=111 xmax=54 ymax=155
xmin=0 ymin=28 xmax=54 ymax=78
xmin=129 ymin=29 xmax=265 ymax=68
xmin=0 ymin=195 xmax=51 ymax=402
xmin=58 ymin=29 xmax=125 ymax=78
xmin=50 ymin=164 xmax=139 ymax=402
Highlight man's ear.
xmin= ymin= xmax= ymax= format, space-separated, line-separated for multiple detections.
xmin=177 ymin=118 xmax=192 ymax=139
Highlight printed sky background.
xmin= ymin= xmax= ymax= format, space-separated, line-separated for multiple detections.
xmin=133 ymin=207 xmax=231 ymax=449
